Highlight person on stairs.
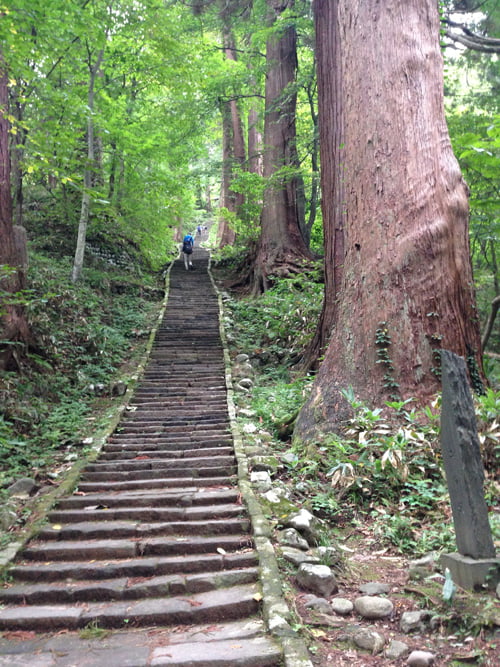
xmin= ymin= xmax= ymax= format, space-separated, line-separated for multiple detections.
xmin=182 ymin=232 xmax=195 ymax=270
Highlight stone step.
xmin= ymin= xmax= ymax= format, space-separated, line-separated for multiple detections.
xmin=48 ymin=502 xmax=243 ymax=524
xmin=21 ymin=534 xmax=254 ymax=561
xmin=0 ymin=621 xmax=281 ymax=667
xmin=76 ymin=475 xmax=237 ymax=492
xmin=104 ymin=435 xmax=233 ymax=447
xmin=56 ymin=488 xmax=239 ymax=510
xmin=0 ymin=584 xmax=261 ymax=631
xmin=10 ymin=551 xmax=258 ymax=582
xmin=84 ymin=455 xmax=235 ymax=472
xmin=37 ymin=517 xmax=250 ymax=540
xmin=0 ymin=568 xmax=259 ymax=605
xmin=80 ymin=470 xmax=237 ymax=482
xmin=98 ymin=446 xmax=234 ymax=461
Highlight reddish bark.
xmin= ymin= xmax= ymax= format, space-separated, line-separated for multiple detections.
xmin=0 ymin=56 xmax=30 ymax=369
xmin=247 ymin=0 xmax=313 ymax=293
xmin=295 ymin=0 xmax=483 ymax=440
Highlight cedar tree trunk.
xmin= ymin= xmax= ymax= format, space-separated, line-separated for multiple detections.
xmin=295 ymin=0 xmax=483 ymax=440
xmin=0 ymin=56 xmax=30 ymax=369
xmin=249 ymin=0 xmax=313 ymax=293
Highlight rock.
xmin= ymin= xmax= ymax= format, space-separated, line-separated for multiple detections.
xmin=280 ymin=547 xmax=319 ymax=567
xmin=111 ymin=380 xmax=127 ymax=396
xmin=250 ymin=455 xmax=279 ymax=473
xmin=386 ymin=639 xmax=410 ymax=659
xmin=7 ymin=478 xmax=38 ymax=498
xmin=282 ymin=451 xmax=299 ymax=466
xmin=303 ymin=596 xmax=333 ymax=615
xmin=331 ymin=598 xmax=353 ymax=615
xmin=285 ymin=508 xmax=320 ymax=543
xmin=234 ymin=353 xmax=249 ymax=363
xmin=0 ymin=507 xmax=17 ymax=531
xmin=353 ymin=628 xmax=386 ymax=654
xmin=238 ymin=408 xmax=257 ymax=418
xmin=497 ymin=581 xmax=500 ymax=599
xmin=409 ymin=554 xmax=437 ymax=580
xmin=359 ymin=581 xmax=390 ymax=596
xmin=278 ymin=528 xmax=310 ymax=551
xmin=238 ymin=377 xmax=254 ymax=389
xmin=296 ymin=563 xmax=338 ymax=597
xmin=407 ymin=650 xmax=436 ymax=666
xmin=400 ymin=610 xmax=430 ymax=634
xmin=354 ymin=595 xmax=394 ymax=619
xmin=250 ymin=471 xmax=272 ymax=492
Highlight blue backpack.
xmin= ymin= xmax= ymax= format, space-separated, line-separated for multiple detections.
xmin=182 ymin=235 xmax=193 ymax=254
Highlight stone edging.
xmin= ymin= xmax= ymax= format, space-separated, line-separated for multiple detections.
xmin=0 ymin=262 xmax=175 ymax=571
xmin=208 ymin=259 xmax=314 ymax=667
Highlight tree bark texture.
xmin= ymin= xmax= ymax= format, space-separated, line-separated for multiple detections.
xmin=72 ymin=47 xmax=104 ymax=283
xmin=250 ymin=0 xmax=312 ymax=292
xmin=0 ymin=56 xmax=30 ymax=368
xmin=295 ymin=0 xmax=483 ymax=440
xmin=217 ymin=99 xmax=237 ymax=248
xmin=300 ymin=0 xmax=344 ymax=369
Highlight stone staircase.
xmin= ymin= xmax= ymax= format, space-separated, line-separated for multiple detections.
xmin=0 ymin=247 xmax=292 ymax=666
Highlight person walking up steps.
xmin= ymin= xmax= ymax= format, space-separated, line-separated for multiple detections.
xmin=182 ymin=232 xmax=195 ymax=270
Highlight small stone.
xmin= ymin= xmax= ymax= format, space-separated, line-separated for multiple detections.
xmin=250 ymin=471 xmax=272 ymax=492
xmin=331 ymin=598 xmax=353 ymax=615
xmin=359 ymin=581 xmax=390 ymax=595
xmin=111 ymin=380 xmax=127 ymax=396
xmin=353 ymin=628 xmax=386 ymax=654
xmin=280 ymin=547 xmax=319 ymax=566
xmin=354 ymin=595 xmax=394 ymax=619
xmin=297 ymin=563 xmax=338 ymax=597
xmin=7 ymin=478 xmax=38 ymax=498
xmin=235 ymin=353 xmax=250 ymax=363
xmin=250 ymin=455 xmax=279 ymax=473
xmin=407 ymin=649 xmax=436 ymax=666
xmin=285 ymin=508 xmax=320 ymax=543
xmin=408 ymin=554 xmax=438 ymax=581
xmin=386 ymin=639 xmax=409 ymax=659
xmin=304 ymin=596 xmax=333 ymax=615
xmin=278 ymin=528 xmax=309 ymax=551
xmin=400 ymin=610 xmax=430 ymax=634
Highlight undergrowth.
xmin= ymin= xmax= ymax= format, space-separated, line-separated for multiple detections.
xmin=0 ymin=251 xmax=164 ymax=496
xmin=221 ymin=276 xmax=500 ymax=558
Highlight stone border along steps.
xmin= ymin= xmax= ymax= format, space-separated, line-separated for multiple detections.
xmin=0 ymin=245 xmax=312 ymax=667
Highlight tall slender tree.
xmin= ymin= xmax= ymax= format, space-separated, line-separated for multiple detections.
xmin=0 ymin=53 xmax=30 ymax=369
xmin=295 ymin=0 xmax=484 ymax=441
xmin=246 ymin=0 xmax=313 ymax=293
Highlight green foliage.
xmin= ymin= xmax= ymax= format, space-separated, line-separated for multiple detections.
xmin=224 ymin=271 xmax=323 ymax=373
xmin=0 ymin=252 xmax=163 ymax=489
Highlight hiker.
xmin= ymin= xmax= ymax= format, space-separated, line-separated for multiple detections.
xmin=196 ymin=224 xmax=202 ymax=236
xmin=181 ymin=233 xmax=195 ymax=270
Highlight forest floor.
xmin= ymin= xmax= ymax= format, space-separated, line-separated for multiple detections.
xmin=287 ymin=527 xmax=499 ymax=666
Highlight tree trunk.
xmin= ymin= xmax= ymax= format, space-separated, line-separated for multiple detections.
xmin=72 ymin=47 xmax=104 ymax=283
xmin=248 ymin=0 xmax=313 ymax=292
xmin=217 ymin=99 xmax=237 ymax=248
xmin=299 ymin=0 xmax=344 ymax=370
xmin=0 ymin=55 xmax=30 ymax=369
xmin=295 ymin=0 xmax=484 ymax=440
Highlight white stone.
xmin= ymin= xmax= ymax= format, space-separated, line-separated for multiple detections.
xmin=331 ymin=598 xmax=353 ymax=615
xmin=296 ymin=563 xmax=338 ymax=597
xmin=407 ymin=650 xmax=436 ymax=666
xmin=354 ymin=595 xmax=394 ymax=619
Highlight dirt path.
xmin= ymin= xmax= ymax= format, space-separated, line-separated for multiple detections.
xmin=0 ymin=247 xmax=307 ymax=666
